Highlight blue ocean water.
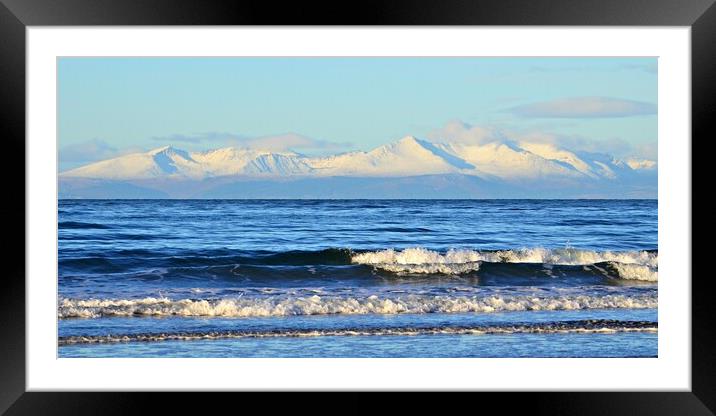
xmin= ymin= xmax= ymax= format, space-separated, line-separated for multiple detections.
xmin=58 ymin=199 xmax=657 ymax=357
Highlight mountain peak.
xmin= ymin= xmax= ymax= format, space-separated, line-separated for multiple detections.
xmin=398 ymin=135 xmax=418 ymax=143
xmin=149 ymin=145 xmax=172 ymax=153
xmin=382 ymin=135 xmax=427 ymax=152
xmin=149 ymin=145 xmax=189 ymax=156
xmin=395 ymin=136 xmax=429 ymax=149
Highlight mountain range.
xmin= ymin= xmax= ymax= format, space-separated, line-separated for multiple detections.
xmin=59 ymin=136 xmax=657 ymax=198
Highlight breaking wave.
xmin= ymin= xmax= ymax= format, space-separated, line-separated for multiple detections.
xmin=351 ymin=247 xmax=657 ymax=280
xmin=59 ymin=292 xmax=658 ymax=319
xmin=602 ymin=262 xmax=658 ymax=282
xmin=59 ymin=247 xmax=658 ymax=281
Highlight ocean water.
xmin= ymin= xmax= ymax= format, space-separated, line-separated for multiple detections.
xmin=58 ymin=199 xmax=658 ymax=358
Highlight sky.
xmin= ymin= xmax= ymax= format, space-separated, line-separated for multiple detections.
xmin=58 ymin=57 xmax=657 ymax=171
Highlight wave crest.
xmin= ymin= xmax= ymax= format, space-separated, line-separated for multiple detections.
xmin=59 ymin=293 xmax=658 ymax=319
xmin=605 ymin=262 xmax=658 ymax=282
xmin=351 ymin=247 xmax=657 ymax=279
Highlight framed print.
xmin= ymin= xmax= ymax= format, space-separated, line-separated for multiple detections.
xmin=3 ymin=0 xmax=713 ymax=413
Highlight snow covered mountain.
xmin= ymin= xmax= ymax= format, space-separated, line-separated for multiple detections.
xmin=59 ymin=136 xmax=657 ymax=198
xmin=62 ymin=145 xmax=314 ymax=179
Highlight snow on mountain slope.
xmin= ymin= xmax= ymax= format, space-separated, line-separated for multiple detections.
xmin=625 ymin=158 xmax=657 ymax=170
xmin=63 ymin=146 xmax=313 ymax=179
xmin=243 ymin=154 xmax=314 ymax=175
xmin=307 ymin=136 xmax=467 ymax=177
xmin=190 ymin=147 xmax=313 ymax=176
xmin=516 ymin=142 xmax=597 ymax=178
xmin=433 ymin=141 xmax=586 ymax=180
xmin=62 ymin=146 xmax=203 ymax=180
xmin=572 ymin=151 xmax=641 ymax=180
xmin=60 ymin=135 xmax=655 ymax=185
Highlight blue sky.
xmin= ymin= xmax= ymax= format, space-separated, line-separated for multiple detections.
xmin=58 ymin=57 xmax=657 ymax=171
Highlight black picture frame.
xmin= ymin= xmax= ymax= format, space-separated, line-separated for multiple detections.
xmin=1 ymin=0 xmax=711 ymax=413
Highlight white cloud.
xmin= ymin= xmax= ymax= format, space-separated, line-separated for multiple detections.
xmin=151 ymin=132 xmax=352 ymax=154
xmin=512 ymin=131 xmax=657 ymax=161
xmin=427 ymin=120 xmax=505 ymax=145
xmin=507 ymin=97 xmax=657 ymax=118
xmin=240 ymin=133 xmax=351 ymax=153
xmin=426 ymin=120 xmax=655 ymax=161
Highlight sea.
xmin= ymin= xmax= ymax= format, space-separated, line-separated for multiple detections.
xmin=58 ymin=199 xmax=658 ymax=358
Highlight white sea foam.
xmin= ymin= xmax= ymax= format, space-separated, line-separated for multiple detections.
xmin=606 ymin=262 xmax=658 ymax=282
xmin=351 ymin=247 xmax=658 ymax=279
xmin=59 ymin=293 xmax=658 ymax=319
xmin=374 ymin=262 xmax=481 ymax=274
